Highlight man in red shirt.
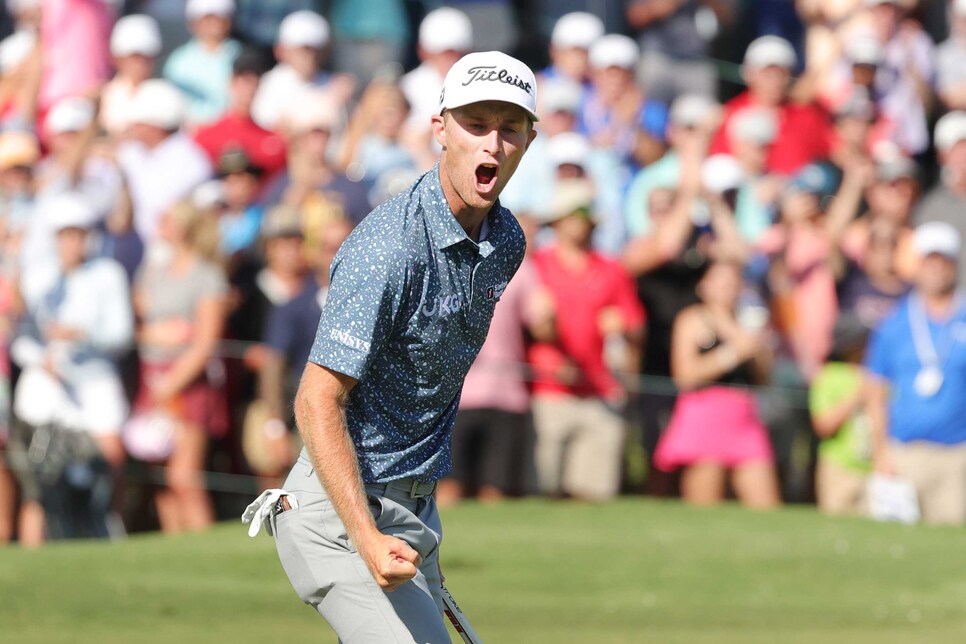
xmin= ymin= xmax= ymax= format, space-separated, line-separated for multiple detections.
xmin=529 ymin=179 xmax=646 ymax=501
xmin=710 ymin=36 xmax=833 ymax=175
xmin=193 ymin=48 xmax=287 ymax=179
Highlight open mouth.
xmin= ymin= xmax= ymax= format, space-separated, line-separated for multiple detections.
xmin=475 ymin=163 xmax=498 ymax=191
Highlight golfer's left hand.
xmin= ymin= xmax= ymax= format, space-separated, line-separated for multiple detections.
xmin=358 ymin=532 xmax=422 ymax=592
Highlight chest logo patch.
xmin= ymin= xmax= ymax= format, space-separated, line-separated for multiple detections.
xmin=422 ymin=293 xmax=463 ymax=318
xmin=485 ymin=281 xmax=508 ymax=301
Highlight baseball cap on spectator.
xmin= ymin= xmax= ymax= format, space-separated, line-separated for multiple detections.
xmin=551 ymin=12 xmax=604 ymax=50
xmin=934 ymin=111 xmax=966 ymax=152
xmin=588 ymin=34 xmax=639 ymax=70
xmin=787 ymin=163 xmax=838 ymax=198
xmin=670 ymin=94 xmax=716 ymax=128
xmin=729 ymin=107 xmax=778 ymax=144
xmin=47 ymin=194 xmax=98 ymax=232
xmin=0 ymin=130 xmax=39 ymax=170
xmin=439 ymin=51 xmax=538 ymax=121
xmin=419 ymin=8 xmax=472 ymax=54
xmin=835 ymin=88 xmax=877 ymax=121
xmin=865 ymin=0 xmax=903 ymax=7
xmin=913 ymin=221 xmax=961 ymax=259
xmin=193 ymin=180 xmax=227 ymax=210
xmin=186 ymin=0 xmax=234 ymax=20
xmin=0 ymin=30 xmax=34 ymax=73
xmin=546 ymin=132 xmax=591 ymax=168
xmin=540 ymin=79 xmax=583 ymax=115
xmin=232 ymin=46 xmax=271 ymax=76
xmin=546 ymin=178 xmax=596 ymax=223
xmin=702 ymin=154 xmax=745 ymax=194
xmin=128 ymin=79 xmax=185 ymax=130
xmin=278 ymin=11 xmax=329 ymax=49
xmin=286 ymin=94 xmax=339 ymax=134
xmin=743 ymin=35 xmax=797 ymax=70
xmin=46 ymin=97 xmax=95 ymax=135
xmin=111 ymin=15 xmax=162 ymax=58
xmin=219 ymin=148 xmax=263 ymax=177
xmin=846 ymin=37 xmax=883 ymax=66
xmin=261 ymin=205 xmax=303 ymax=239
xmin=875 ymin=154 xmax=918 ymax=182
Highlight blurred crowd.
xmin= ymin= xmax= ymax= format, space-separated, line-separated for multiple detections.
xmin=1 ymin=0 xmax=965 ymax=547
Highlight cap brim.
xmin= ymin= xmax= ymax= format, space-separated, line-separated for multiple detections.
xmin=442 ymin=98 xmax=539 ymax=122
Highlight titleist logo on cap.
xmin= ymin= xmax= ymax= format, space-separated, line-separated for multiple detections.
xmin=462 ymin=66 xmax=533 ymax=95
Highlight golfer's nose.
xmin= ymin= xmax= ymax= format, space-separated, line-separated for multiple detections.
xmin=482 ymin=127 xmax=500 ymax=155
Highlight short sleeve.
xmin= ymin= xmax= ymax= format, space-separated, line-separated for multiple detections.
xmin=864 ymin=311 xmax=898 ymax=382
xmin=307 ymin=233 xmax=407 ymax=381
xmin=195 ymin=261 xmax=229 ymax=299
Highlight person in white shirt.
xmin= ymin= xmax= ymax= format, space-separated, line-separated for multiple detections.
xmin=100 ymin=15 xmax=163 ymax=139
xmin=10 ymin=194 xmax=134 ymax=546
xmin=399 ymin=7 xmax=473 ymax=169
xmin=251 ymin=10 xmax=354 ymax=132
xmin=115 ymin=79 xmax=213 ymax=263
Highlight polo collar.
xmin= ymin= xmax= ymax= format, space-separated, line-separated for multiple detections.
xmin=424 ymin=163 xmax=503 ymax=257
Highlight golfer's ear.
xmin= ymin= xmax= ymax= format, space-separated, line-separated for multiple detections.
xmin=526 ymin=127 xmax=537 ymax=150
xmin=431 ymin=114 xmax=446 ymax=149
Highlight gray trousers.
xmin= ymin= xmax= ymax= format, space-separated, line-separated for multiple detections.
xmin=272 ymin=456 xmax=449 ymax=643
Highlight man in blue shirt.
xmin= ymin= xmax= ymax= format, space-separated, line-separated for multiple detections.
xmin=866 ymin=221 xmax=966 ymax=525
xmin=267 ymin=51 xmax=537 ymax=641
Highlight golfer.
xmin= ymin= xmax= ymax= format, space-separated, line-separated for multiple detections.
xmin=268 ymin=51 xmax=537 ymax=642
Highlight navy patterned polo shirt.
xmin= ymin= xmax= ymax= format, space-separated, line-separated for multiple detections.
xmin=306 ymin=164 xmax=526 ymax=483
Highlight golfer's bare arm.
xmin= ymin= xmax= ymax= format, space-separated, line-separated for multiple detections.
xmin=294 ymin=362 xmax=421 ymax=591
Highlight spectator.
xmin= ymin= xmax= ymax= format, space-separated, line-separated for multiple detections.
xmin=214 ymin=148 xmax=264 ymax=261
xmin=915 ymin=112 xmax=966 ymax=283
xmin=710 ymin=36 xmax=834 ymax=174
xmin=101 ymin=15 xmax=163 ymax=138
xmin=829 ymin=87 xmax=894 ymax=169
xmin=0 ymin=130 xmax=39 ymax=249
xmin=252 ymin=10 xmax=354 ymax=131
xmin=132 ymin=200 xmax=229 ymax=534
xmin=722 ymin=108 xmax=782 ymax=244
xmin=193 ymin=47 xmax=287 ymax=178
xmin=163 ymin=0 xmax=242 ymax=127
xmin=624 ymin=93 xmax=720 ymax=238
xmin=538 ymin=11 xmax=604 ymax=90
xmin=809 ymin=320 xmax=873 ymax=516
xmin=530 ymin=179 xmax=646 ymax=501
xmin=866 ymin=221 xmax=966 ymax=525
xmin=263 ymin=97 xmax=372 ymax=227
xmin=581 ymin=34 xmax=668 ymax=167
xmin=936 ymin=0 xmax=966 ymax=110
xmin=655 ymin=259 xmax=781 ymax=508
xmin=399 ymin=7 xmax=472 ymax=168
xmin=9 ymin=195 xmax=133 ymax=544
xmin=437 ymin=255 xmax=544 ymax=507
xmin=626 ymin=0 xmax=729 ymax=103
xmin=115 ymin=79 xmax=213 ymax=264
xmin=252 ymin=214 xmax=352 ymax=488
xmin=338 ymin=78 xmax=417 ymax=185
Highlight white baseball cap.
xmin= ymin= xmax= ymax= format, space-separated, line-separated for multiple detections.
xmin=46 ymin=97 xmax=96 ymax=135
xmin=277 ymin=10 xmax=329 ymax=49
xmin=551 ymin=12 xmax=604 ymax=50
xmin=540 ymin=78 xmax=583 ymax=115
xmin=865 ymin=0 xmax=904 ymax=7
xmin=729 ymin=106 xmax=778 ymax=144
xmin=419 ymin=7 xmax=472 ymax=54
xmin=935 ymin=111 xmax=966 ymax=152
xmin=546 ymin=178 xmax=596 ymax=223
xmin=129 ymin=80 xmax=185 ymax=130
xmin=186 ymin=0 xmax=234 ymax=20
xmin=286 ymin=92 xmax=339 ymax=133
xmin=588 ymin=34 xmax=639 ymax=70
xmin=846 ymin=36 xmax=883 ymax=66
xmin=743 ymin=35 xmax=797 ymax=69
xmin=0 ymin=30 xmax=34 ymax=73
xmin=192 ymin=179 xmax=226 ymax=210
xmin=914 ymin=221 xmax=961 ymax=259
xmin=546 ymin=132 xmax=590 ymax=168
xmin=47 ymin=194 xmax=99 ymax=232
xmin=111 ymin=15 xmax=162 ymax=58
xmin=702 ymin=154 xmax=745 ymax=193
xmin=670 ymin=94 xmax=716 ymax=127
xmin=439 ymin=51 xmax=538 ymax=121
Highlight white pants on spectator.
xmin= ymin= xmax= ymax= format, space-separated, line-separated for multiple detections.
xmin=891 ymin=440 xmax=966 ymax=525
xmin=533 ymin=395 xmax=625 ymax=501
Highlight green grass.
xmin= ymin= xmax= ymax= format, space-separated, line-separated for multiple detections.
xmin=1 ymin=499 xmax=965 ymax=643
